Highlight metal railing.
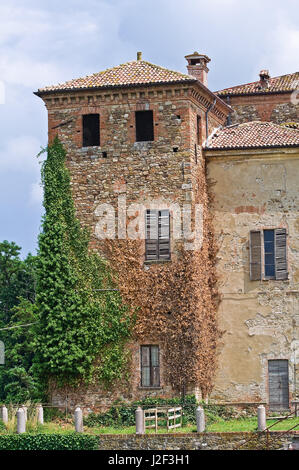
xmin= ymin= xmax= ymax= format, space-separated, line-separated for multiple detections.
xmin=237 ymin=409 xmax=298 ymax=450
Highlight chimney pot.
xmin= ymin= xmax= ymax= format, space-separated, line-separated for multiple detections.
xmin=137 ymin=51 xmax=142 ymax=61
xmin=185 ymin=52 xmax=211 ymax=87
xmin=259 ymin=69 xmax=270 ymax=81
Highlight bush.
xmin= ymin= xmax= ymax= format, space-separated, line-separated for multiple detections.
xmin=84 ymin=395 xmax=198 ymax=428
xmin=0 ymin=433 xmax=98 ymax=450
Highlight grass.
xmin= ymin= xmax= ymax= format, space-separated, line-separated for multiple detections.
xmin=0 ymin=416 xmax=298 ymax=435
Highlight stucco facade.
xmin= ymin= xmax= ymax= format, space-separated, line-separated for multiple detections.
xmin=206 ymin=147 xmax=299 ymax=406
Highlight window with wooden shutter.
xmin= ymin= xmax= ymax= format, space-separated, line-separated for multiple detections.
xmin=145 ymin=209 xmax=170 ymax=261
xmin=275 ymin=228 xmax=288 ymax=280
xmin=140 ymin=345 xmax=160 ymax=387
xmin=249 ymin=228 xmax=288 ymax=281
xmin=250 ymin=230 xmax=262 ymax=280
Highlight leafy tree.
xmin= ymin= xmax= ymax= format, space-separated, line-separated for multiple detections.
xmin=33 ymin=138 xmax=132 ymax=389
xmin=0 ymin=242 xmax=39 ymax=402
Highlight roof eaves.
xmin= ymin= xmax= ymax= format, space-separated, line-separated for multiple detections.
xmin=34 ymin=78 xmax=197 ymax=97
xmin=204 ymin=143 xmax=299 ymax=151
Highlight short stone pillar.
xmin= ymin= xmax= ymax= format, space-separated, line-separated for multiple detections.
xmin=257 ymin=405 xmax=266 ymax=431
xmin=22 ymin=406 xmax=28 ymax=422
xmin=135 ymin=406 xmax=144 ymax=434
xmin=1 ymin=405 xmax=8 ymax=424
xmin=74 ymin=406 xmax=83 ymax=433
xmin=37 ymin=405 xmax=44 ymax=425
xmin=17 ymin=408 xmax=26 ymax=434
xmin=196 ymin=406 xmax=205 ymax=432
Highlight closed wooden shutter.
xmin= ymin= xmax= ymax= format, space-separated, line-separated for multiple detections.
xmin=275 ymin=228 xmax=288 ymax=280
xmin=145 ymin=210 xmax=170 ymax=261
xmin=141 ymin=345 xmax=160 ymax=387
xmin=158 ymin=210 xmax=170 ymax=260
xmin=250 ymin=230 xmax=262 ymax=280
xmin=268 ymin=360 xmax=289 ymax=410
xmin=145 ymin=210 xmax=158 ymax=260
xmin=141 ymin=346 xmax=151 ymax=387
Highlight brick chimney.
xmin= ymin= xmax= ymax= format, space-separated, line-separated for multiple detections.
xmin=259 ymin=69 xmax=270 ymax=81
xmin=259 ymin=69 xmax=270 ymax=89
xmin=185 ymin=52 xmax=211 ymax=87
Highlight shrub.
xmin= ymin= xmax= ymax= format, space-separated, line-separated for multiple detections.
xmin=84 ymin=395 xmax=198 ymax=428
xmin=0 ymin=433 xmax=98 ymax=450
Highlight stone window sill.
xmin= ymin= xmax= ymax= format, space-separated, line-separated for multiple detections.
xmin=138 ymin=387 xmax=163 ymax=390
xmin=144 ymin=260 xmax=171 ymax=266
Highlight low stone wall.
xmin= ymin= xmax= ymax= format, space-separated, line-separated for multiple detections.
xmin=97 ymin=431 xmax=297 ymax=450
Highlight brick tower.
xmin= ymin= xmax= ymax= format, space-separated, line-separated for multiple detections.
xmin=35 ymin=53 xmax=230 ymax=407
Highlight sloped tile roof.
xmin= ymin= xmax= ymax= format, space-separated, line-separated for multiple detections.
xmin=216 ymin=72 xmax=299 ymax=96
xmin=205 ymin=121 xmax=299 ymax=150
xmin=37 ymin=60 xmax=196 ymax=94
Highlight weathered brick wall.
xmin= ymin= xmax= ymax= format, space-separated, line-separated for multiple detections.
xmin=41 ymin=82 xmax=228 ymax=407
xmin=95 ymin=431 xmax=297 ymax=450
xmin=225 ymin=93 xmax=298 ymax=125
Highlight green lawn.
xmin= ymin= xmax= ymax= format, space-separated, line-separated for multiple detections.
xmin=1 ymin=417 xmax=298 ymax=435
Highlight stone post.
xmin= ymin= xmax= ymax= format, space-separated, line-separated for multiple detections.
xmin=22 ymin=406 xmax=28 ymax=422
xmin=17 ymin=408 xmax=26 ymax=434
xmin=196 ymin=406 xmax=205 ymax=432
xmin=74 ymin=406 xmax=83 ymax=433
xmin=135 ymin=406 xmax=144 ymax=434
xmin=37 ymin=405 xmax=44 ymax=425
xmin=1 ymin=405 xmax=8 ymax=424
xmin=257 ymin=405 xmax=266 ymax=431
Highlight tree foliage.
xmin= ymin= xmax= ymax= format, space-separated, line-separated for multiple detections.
xmin=0 ymin=242 xmax=39 ymax=402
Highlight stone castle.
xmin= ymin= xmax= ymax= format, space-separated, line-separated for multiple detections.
xmin=35 ymin=52 xmax=299 ymax=411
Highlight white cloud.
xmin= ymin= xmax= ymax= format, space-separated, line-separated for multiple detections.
xmin=0 ymin=135 xmax=42 ymax=174
xmin=259 ymin=24 xmax=299 ymax=76
xmin=29 ymin=180 xmax=43 ymax=206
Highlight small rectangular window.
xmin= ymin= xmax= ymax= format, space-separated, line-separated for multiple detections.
xmin=136 ymin=110 xmax=154 ymax=142
xmin=141 ymin=345 xmax=160 ymax=387
xmin=82 ymin=114 xmax=100 ymax=147
xmin=249 ymin=228 xmax=288 ymax=281
xmin=145 ymin=209 xmax=170 ymax=261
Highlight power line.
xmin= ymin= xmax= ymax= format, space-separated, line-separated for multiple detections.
xmin=0 ymin=322 xmax=37 ymax=331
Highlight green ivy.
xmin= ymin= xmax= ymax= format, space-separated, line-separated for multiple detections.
xmin=0 ymin=433 xmax=98 ymax=450
xmin=33 ymin=137 xmax=133 ymax=389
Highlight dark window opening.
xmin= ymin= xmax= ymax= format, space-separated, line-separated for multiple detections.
xmin=82 ymin=114 xmax=100 ymax=147
xmin=145 ymin=209 xmax=170 ymax=261
xmin=173 ymin=147 xmax=178 ymax=152
xmin=102 ymin=151 xmax=107 ymax=158
xmin=135 ymin=110 xmax=154 ymax=142
xmin=141 ymin=345 xmax=160 ymax=387
xmin=264 ymin=229 xmax=275 ymax=278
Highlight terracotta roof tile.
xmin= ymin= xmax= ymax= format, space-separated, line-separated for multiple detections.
xmin=37 ymin=60 xmax=196 ymax=94
xmin=216 ymin=71 xmax=299 ymax=96
xmin=205 ymin=121 xmax=299 ymax=150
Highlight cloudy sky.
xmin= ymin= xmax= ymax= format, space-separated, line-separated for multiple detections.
xmin=0 ymin=0 xmax=298 ymax=257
